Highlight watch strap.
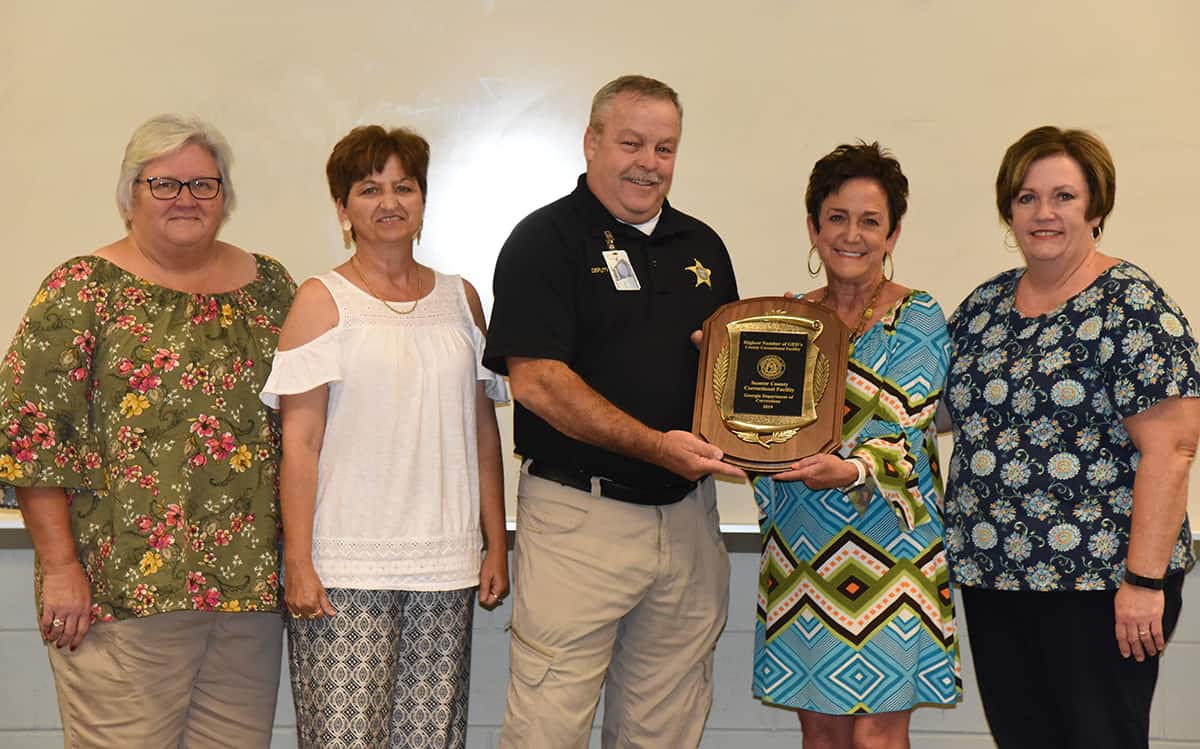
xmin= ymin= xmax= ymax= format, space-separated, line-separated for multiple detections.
xmin=1123 ymin=569 xmax=1166 ymax=590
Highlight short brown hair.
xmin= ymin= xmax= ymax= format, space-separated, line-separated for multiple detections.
xmin=805 ymin=142 xmax=908 ymax=238
xmin=588 ymin=75 xmax=682 ymax=134
xmin=326 ymin=125 xmax=430 ymax=207
xmin=995 ymin=126 xmax=1115 ymax=237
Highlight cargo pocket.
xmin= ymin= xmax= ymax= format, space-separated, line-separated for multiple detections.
xmin=509 ymin=627 xmax=556 ymax=687
xmin=501 ymin=626 xmax=563 ymax=747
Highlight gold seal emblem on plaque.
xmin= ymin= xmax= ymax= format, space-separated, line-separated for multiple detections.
xmin=756 ymin=355 xmax=786 ymax=380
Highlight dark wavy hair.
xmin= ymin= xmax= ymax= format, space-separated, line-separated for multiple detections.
xmin=805 ymin=141 xmax=908 ymax=237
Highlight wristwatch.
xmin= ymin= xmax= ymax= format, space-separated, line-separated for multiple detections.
xmin=1123 ymin=569 xmax=1166 ymax=590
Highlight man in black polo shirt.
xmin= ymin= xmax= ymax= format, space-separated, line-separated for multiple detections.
xmin=485 ymin=74 xmax=744 ymax=749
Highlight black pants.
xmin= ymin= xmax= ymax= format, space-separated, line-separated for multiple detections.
xmin=962 ymin=576 xmax=1184 ymax=749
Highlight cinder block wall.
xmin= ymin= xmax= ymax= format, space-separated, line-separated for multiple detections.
xmin=2 ymin=546 xmax=1198 ymax=748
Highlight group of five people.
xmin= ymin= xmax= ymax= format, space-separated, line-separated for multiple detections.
xmin=1 ymin=73 xmax=1197 ymax=749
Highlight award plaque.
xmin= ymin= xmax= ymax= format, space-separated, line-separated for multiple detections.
xmin=692 ymin=297 xmax=849 ymax=472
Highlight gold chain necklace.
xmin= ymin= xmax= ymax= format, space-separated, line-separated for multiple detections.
xmin=350 ymin=255 xmax=421 ymax=315
xmin=819 ymin=277 xmax=887 ymax=341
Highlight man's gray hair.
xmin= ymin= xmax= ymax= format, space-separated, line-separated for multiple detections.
xmin=588 ymin=75 xmax=682 ymax=134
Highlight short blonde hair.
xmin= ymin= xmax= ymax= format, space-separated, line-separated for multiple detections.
xmin=995 ymin=126 xmax=1115 ymax=237
xmin=588 ymin=75 xmax=682 ymax=134
xmin=116 ymin=114 xmax=236 ymax=227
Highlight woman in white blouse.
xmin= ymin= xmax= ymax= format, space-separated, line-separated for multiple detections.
xmin=261 ymin=125 xmax=508 ymax=749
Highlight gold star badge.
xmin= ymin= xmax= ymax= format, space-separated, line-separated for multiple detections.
xmin=685 ymin=258 xmax=712 ymax=288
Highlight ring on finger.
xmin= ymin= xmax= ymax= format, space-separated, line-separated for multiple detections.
xmin=1138 ymin=629 xmax=1149 ymax=636
xmin=51 ymin=618 xmax=65 ymax=628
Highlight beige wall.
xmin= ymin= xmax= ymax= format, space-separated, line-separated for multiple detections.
xmin=3 ymin=0 xmax=1198 ymax=524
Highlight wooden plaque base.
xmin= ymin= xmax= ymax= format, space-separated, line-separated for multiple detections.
xmin=692 ymin=296 xmax=848 ymax=472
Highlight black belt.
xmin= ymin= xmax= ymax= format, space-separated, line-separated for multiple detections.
xmin=526 ymin=461 xmax=695 ymax=506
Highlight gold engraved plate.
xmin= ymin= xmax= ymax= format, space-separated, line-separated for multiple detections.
xmin=713 ymin=315 xmax=829 ymax=448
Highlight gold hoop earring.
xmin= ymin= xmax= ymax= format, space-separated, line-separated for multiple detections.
xmin=807 ymin=246 xmax=823 ymax=276
xmin=341 ymin=221 xmax=354 ymax=250
xmin=1003 ymin=228 xmax=1018 ymax=252
xmin=1093 ymin=224 xmax=1103 ymax=246
xmin=882 ymin=253 xmax=894 ymax=281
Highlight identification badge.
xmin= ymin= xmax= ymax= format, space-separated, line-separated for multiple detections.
xmin=603 ymin=249 xmax=640 ymax=291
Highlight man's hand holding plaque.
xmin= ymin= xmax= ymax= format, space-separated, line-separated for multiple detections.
xmin=692 ymin=296 xmax=849 ymax=472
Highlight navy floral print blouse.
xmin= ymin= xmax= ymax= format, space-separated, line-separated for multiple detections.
xmin=945 ymin=262 xmax=1199 ymax=591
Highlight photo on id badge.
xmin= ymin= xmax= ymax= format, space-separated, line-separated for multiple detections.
xmin=603 ymin=249 xmax=641 ymax=291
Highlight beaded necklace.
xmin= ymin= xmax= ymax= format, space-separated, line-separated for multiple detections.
xmin=819 ymin=277 xmax=887 ymax=341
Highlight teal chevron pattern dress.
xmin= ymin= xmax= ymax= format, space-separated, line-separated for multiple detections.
xmin=752 ymin=290 xmax=961 ymax=714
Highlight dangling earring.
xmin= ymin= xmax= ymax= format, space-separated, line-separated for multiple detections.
xmin=1093 ymin=224 xmax=1103 ymax=246
xmin=1003 ymin=227 xmax=1019 ymax=252
xmin=882 ymin=253 xmax=894 ymax=281
xmin=342 ymin=220 xmax=354 ymax=250
xmin=415 ymin=221 xmax=423 ymax=245
xmin=807 ymin=246 xmax=823 ymax=276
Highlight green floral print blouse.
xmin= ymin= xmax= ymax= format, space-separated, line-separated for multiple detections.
xmin=0 ymin=254 xmax=295 ymax=621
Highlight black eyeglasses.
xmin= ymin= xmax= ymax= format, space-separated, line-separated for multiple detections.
xmin=136 ymin=176 xmax=223 ymax=200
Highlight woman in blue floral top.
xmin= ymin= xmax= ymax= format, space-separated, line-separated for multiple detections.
xmin=0 ymin=115 xmax=295 ymax=747
xmin=945 ymin=126 xmax=1200 ymax=749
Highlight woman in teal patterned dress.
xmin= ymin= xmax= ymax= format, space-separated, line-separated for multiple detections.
xmin=0 ymin=115 xmax=294 ymax=747
xmin=754 ymin=142 xmax=960 ymax=747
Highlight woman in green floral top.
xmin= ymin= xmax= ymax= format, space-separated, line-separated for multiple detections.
xmin=0 ymin=115 xmax=295 ymax=747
